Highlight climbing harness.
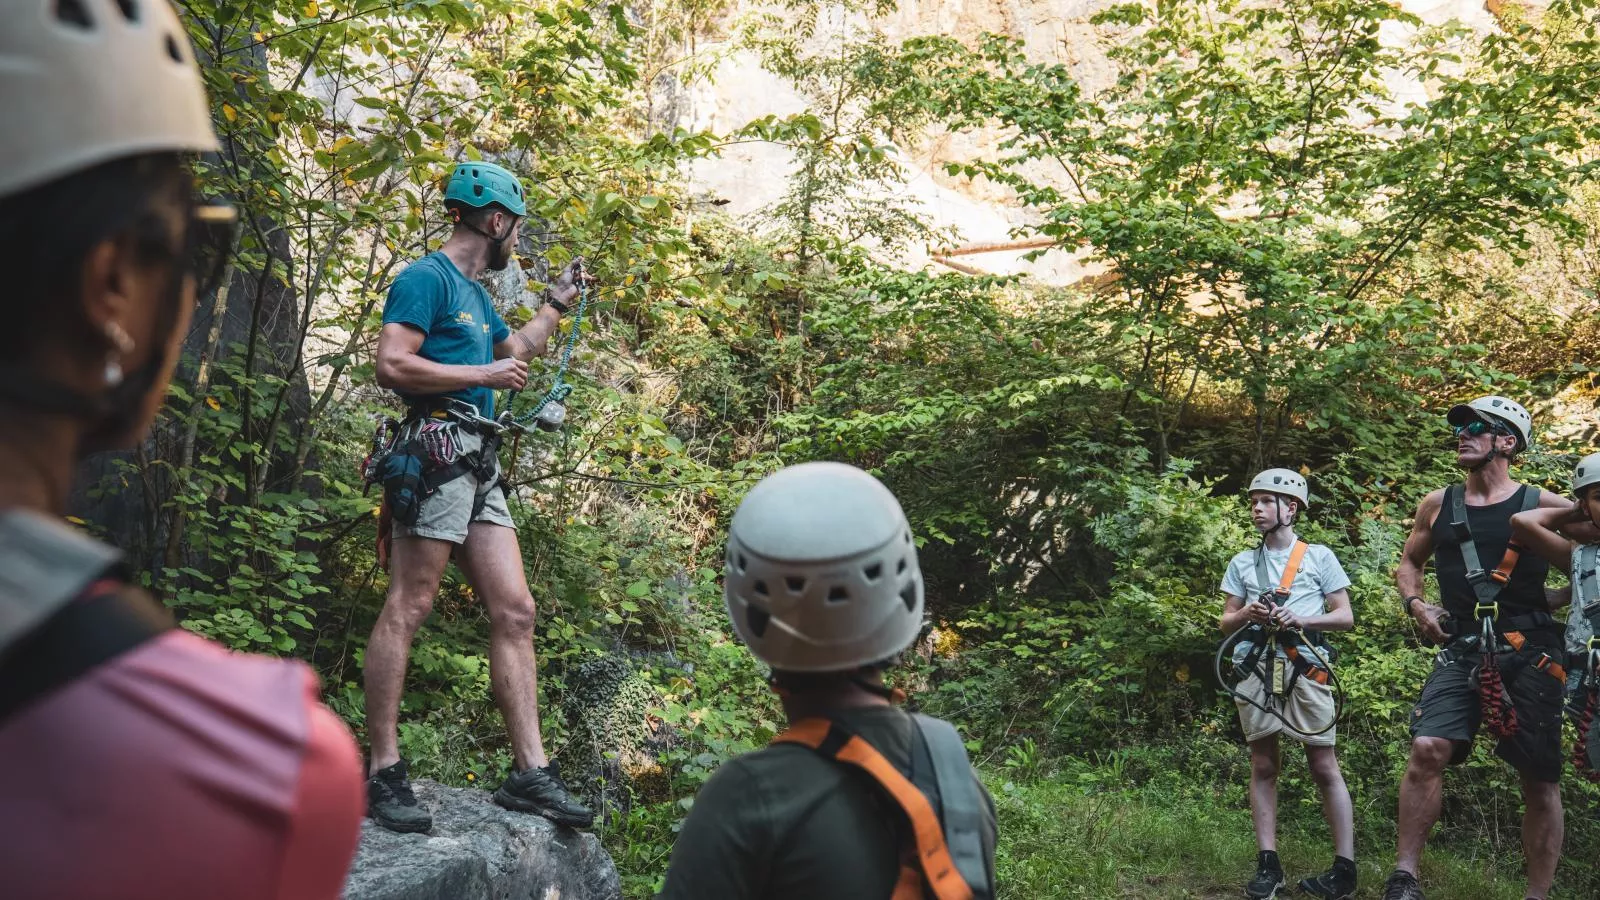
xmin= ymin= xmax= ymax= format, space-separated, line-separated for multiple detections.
xmin=1215 ymin=540 xmax=1345 ymax=738
xmin=772 ymin=715 xmax=994 ymax=900
xmin=1568 ymin=543 xmax=1600 ymax=780
xmin=504 ymin=261 xmax=592 ymax=434
xmin=1439 ymin=483 xmax=1547 ymax=739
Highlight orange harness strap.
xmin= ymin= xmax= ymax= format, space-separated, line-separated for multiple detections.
xmin=1274 ymin=540 xmax=1309 ymax=599
xmin=1490 ymin=541 xmax=1525 ymax=586
xmin=773 ymin=719 xmax=974 ymax=900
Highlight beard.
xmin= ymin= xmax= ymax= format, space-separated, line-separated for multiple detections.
xmin=487 ymin=238 xmax=514 ymax=271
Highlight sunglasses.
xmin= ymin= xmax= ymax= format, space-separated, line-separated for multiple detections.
xmin=1452 ymin=420 xmax=1508 ymax=438
xmin=186 ymin=203 xmax=239 ymax=298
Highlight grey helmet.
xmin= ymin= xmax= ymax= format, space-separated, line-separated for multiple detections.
xmin=724 ymin=462 xmax=923 ymax=673
xmin=1248 ymin=468 xmax=1310 ymax=507
xmin=1575 ymin=452 xmax=1600 ymax=497
xmin=0 ymin=0 xmax=218 ymax=200
xmin=1447 ymin=395 xmax=1533 ymax=453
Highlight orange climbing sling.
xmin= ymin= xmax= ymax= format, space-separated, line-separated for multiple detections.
xmin=771 ymin=716 xmax=991 ymax=900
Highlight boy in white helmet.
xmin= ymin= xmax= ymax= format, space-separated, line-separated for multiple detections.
xmin=1511 ymin=452 xmax=1600 ymax=779
xmin=1385 ymin=396 xmax=1577 ymax=900
xmin=659 ymin=462 xmax=997 ymax=900
xmin=1219 ymin=468 xmax=1355 ymax=900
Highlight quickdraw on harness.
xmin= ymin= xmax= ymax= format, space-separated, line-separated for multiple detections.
xmin=1215 ymin=540 xmax=1345 ymax=738
xmin=503 ymin=263 xmax=592 ymax=435
xmin=1441 ymin=483 xmax=1546 ymax=740
xmin=1568 ymin=543 xmax=1600 ymax=781
xmin=771 ymin=716 xmax=994 ymax=900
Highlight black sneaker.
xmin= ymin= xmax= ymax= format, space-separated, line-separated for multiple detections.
xmin=493 ymin=761 xmax=595 ymax=828
xmin=1381 ymin=870 xmax=1425 ymax=900
xmin=1299 ymin=859 xmax=1357 ymax=899
xmin=1246 ymin=852 xmax=1286 ymax=899
xmin=367 ymin=759 xmax=432 ymax=833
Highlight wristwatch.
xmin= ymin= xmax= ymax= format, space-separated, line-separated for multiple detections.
xmin=544 ymin=292 xmax=569 ymax=315
xmin=1402 ymin=595 xmax=1424 ymax=616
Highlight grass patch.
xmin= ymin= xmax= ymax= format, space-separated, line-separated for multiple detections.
xmin=991 ymin=773 xmax=1531 ymax=899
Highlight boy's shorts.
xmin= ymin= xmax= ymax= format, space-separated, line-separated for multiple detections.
xmin=1236 ymin=669 xmax=1337 ymax=747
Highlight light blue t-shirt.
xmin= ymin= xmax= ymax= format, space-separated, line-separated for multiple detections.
xmin=1222 ymin=542 xmax=1351 ymax=662
xmin=381 ymin=252 xmax=511 ymax=417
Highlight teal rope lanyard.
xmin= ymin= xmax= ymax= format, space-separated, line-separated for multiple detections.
xmin=513 ymin=277 xmax=590 ymax=428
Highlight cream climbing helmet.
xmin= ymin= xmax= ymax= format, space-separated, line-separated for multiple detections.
xmin=724 ymin=462 xmax=924 ymax=673
xmin=0 ymin=0 xmax=218 ymax=200
xmin=1447 ymin=395 xmax=1533 ymax=454
xmin=1576 ymin=452 xmax=1600 ymax=498
xmin=1248 ymin=468 xmax=1309 ymax=507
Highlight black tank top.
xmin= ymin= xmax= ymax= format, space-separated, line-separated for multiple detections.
xmin=1430 ymin=484 xmax=1550 ymax=622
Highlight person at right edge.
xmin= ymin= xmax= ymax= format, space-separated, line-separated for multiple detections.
xmin=0 ymin=1 xmax=363 ymax=897
xmin=658 ymin=462 xmax=997 ymax=900
xmin=1384 ymin=396 xmax=1580 ymax=900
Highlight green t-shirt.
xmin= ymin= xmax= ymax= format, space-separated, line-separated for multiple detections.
xmin=658 ymin=706 xmax=997 ymax=900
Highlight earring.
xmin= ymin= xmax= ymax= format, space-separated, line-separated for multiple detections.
xmin=104 ymin=322 xmax=134 ymax=388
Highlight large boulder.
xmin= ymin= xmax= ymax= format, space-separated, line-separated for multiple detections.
xmin=342 ymin=780 xmax=621 ymax=900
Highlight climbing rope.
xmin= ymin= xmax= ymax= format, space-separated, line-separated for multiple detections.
xmin=504 ymin=264 xmax=592 ymax=431
xmin=1478 ymin=652 xmax=1518 ymax=739
xmin=1575 ymin=680 xmax=1599 ymax=782
xmin=1214 ymin=612 xmax=1344 ymax=739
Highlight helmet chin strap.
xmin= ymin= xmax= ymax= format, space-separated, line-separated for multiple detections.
xmin=452 ymin=207 xmax=517 ymax=243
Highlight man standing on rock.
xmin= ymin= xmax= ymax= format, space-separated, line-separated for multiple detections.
xmin=1220 ymin=469 xmax=1356 ymax=900
xmin=660 ymin=462 xmax=998 ymax=900
xmin=364 ymin=160 xmax=593 ymax=833
xmin=1383 ymin=396 xmax=1576 ymax=900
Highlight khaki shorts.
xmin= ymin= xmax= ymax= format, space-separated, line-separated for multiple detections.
xmin=1236 ymin=669 xmax=1337 ymax=747
xmin=393 ymin=427 xmax=514 ymax=545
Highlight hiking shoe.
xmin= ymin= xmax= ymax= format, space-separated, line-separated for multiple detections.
xmin=1381 ymin=870 xmax=1425 ymax=900
xmin=493 ymin=761 xmax=595 ymax=828
xmin=1246 ymin=853 xmax=1286 ymax=899
xmin=1298 ymin=861 xmax=1357 ymax=899
xmin=367 ymin=759 xmax=432 ymax=833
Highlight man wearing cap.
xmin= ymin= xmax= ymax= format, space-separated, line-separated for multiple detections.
xmin=1382 ymin=397 xmax=1577 ymax=900
xmin=363 ymin=161 xmax=593 ymax=832
xmin=1219 ymin=469 xmax=1356 ymax=899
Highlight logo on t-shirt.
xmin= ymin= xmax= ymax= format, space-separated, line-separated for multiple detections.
xmin=455 ymin=310 xmax=476 ymax=326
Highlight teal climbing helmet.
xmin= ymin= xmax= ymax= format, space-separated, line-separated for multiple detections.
xmin=444 ymin=161 xmax=527 ymax=217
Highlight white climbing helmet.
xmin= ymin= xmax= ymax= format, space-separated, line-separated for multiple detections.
xmin=1575 ymin=452 xmax=1600 ymax=497
xmin=0 ymin=0 xmax=218 ymax=200
xmin=1447 ymin=395 xmax=1533 ymax=453
xmin=724 ymin=462 xmax=924 ymax=673
xmin=1248 ymin=468 xmax=1310 ymax=508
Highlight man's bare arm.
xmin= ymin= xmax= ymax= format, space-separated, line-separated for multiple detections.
xmin=1398 ymin=490 xmax=1449 ymax=643
xmin=377 ymin=323 xmax=527 ymax=394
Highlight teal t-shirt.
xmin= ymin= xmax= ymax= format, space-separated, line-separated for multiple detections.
xmin=381 ymin=252 xmax=511 ymax=417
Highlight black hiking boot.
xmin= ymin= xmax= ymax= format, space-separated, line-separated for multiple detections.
xmin=1298 ymin=857 xmax=1357 ymax=899
xmin=1381 ymin=870 xmax=1425 ymax=900
xmin=493 ymin=761 xmax=595 ymax=828
xmin=1246 ymin=851 xmax=1286 ymax=899
xmin=367 ymin=759 xmax=432 ymax=833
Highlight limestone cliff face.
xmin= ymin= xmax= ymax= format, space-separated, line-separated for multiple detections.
xmin=678 ymin=0 xmax=1523 ymax=284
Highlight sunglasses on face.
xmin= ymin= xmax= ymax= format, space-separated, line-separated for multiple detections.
xmin=1452 ymin=420 xmax=1508 ymax=438
xmin=186 ymin=203 xmax=239 ymax=298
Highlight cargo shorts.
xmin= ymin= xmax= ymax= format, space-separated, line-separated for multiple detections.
xmin=393 ymin=426 xmax=514 ymax=545
xmin=1236 ymin=670 xmax=1337 ymax=747
xmin=1410 ymin=641 xmax=1566 ymax=782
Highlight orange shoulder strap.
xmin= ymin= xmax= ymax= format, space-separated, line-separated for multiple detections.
xmin=773 ymin=718 xmax=974 ymax=900
xmin=1275 ymin=540 xmax=1310 ymax=597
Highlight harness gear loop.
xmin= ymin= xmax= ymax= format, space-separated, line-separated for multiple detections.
xmin=772 ymin=718 xmax=978 ymax=900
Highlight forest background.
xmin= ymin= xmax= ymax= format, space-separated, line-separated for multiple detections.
xmin=78 ymin=0 xmax=1600 ymax=895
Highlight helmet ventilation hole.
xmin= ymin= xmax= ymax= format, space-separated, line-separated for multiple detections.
xmin=862 ymin=562 xmax=882 ymax=582
xmin=114 ymin=0 xmax=138 ymax=21
xmin=896 ymin=558 xmax=907 ymax=575
xmin=753 ymin=580 xmax=769 ymax=597
xmin=55 ymin=0 xmax=93 ymax=29
xmin=737 ymin=553 xmax=748 ymax=573
xmin=746 ymin=606 xmax=770 ymax=638
xmin=900 ymin=583 xmax=917 ymax=611
xmin=473 ymin=185 xmax=484 ymax=196
xmin=826 ymin=586 xmax=849 ymax=604
xmin=165 ymin=33 xmax=183 ymax=62
xmin=784 ymin=576 xmax=806 ymax=594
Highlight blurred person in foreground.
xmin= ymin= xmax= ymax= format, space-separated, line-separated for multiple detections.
xmin=0 ymin=2 xmax=364 ymax=897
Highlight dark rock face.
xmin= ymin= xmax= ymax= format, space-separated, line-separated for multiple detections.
xmin=342 ymin=780 xmax=621 ymax=900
